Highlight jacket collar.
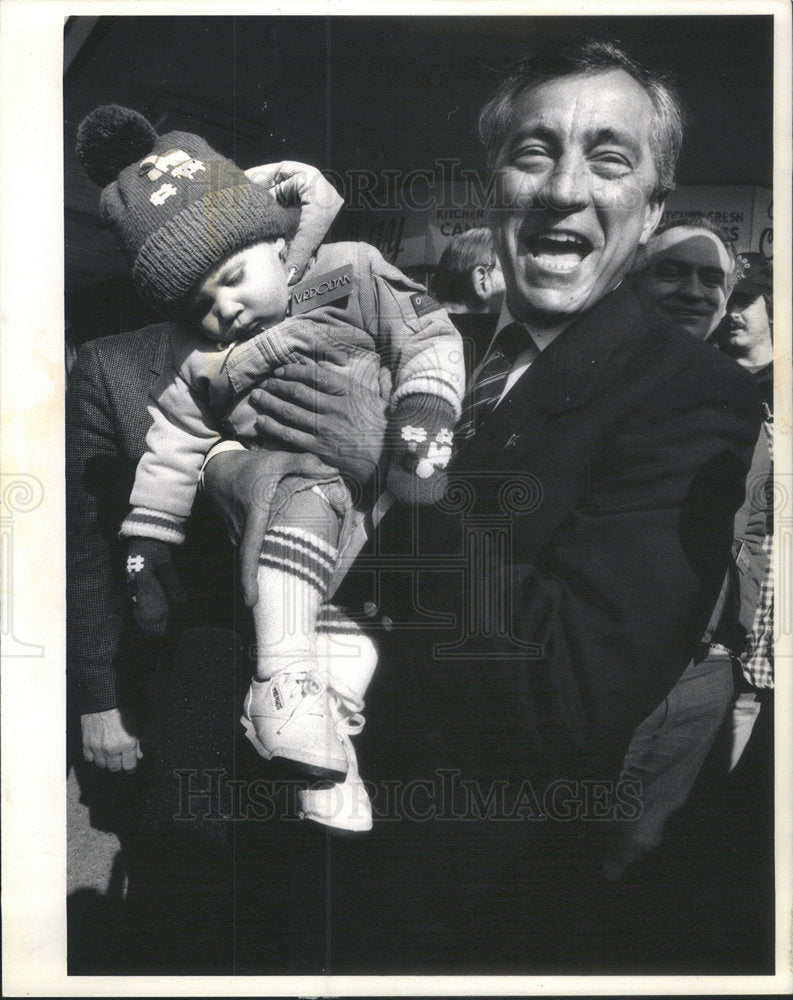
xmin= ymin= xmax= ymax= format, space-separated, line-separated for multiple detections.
xmin=452 ymin=285 xmax=650 ymax=466
xmin=504 ymin=283 xmax=648 ymax=415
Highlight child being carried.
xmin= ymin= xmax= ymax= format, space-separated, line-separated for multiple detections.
xmin=76 ymin=105 xmax=464 ymax=833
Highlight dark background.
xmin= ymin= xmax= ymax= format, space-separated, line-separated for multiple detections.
xmin=64 ymin=14 xmax=774 ymax=336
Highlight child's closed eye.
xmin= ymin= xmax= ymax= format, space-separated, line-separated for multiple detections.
xmin=222 ymin=265 xmax=244 ymax=286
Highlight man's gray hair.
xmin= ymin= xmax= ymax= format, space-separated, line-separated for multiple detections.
xmin=631 ymin=215 xmax=741 ymax=293
xmin=478 ymin=39 xmax=686 ymax=201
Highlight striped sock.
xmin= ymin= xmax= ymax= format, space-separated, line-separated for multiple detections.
xmin=258 ymin=526 xmax=338 ymax=595
xmin=253 ymin=528 xmax=339 ymax=681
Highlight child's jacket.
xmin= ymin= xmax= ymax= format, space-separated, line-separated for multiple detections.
xmin=122 ymin=242 xmax=464 ymax=542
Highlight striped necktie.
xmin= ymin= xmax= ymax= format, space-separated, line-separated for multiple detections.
xmin=455 ymin=323 xmax=527 ymax=442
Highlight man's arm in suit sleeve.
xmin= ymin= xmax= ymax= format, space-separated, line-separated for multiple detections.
xmin=67 ymin=340 xmax=142 ymax=770
xmin=506 ymin=360 xmax=763 ymax=776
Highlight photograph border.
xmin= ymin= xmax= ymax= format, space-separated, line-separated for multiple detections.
xmin=2 ymin=1 xmax=791 ymax=995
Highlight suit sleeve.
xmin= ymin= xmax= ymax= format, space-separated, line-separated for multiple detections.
xmin=66 ymin=341 xmax=126 ymax=714
xmin=505 ymin=365 xmax=762 ymax=775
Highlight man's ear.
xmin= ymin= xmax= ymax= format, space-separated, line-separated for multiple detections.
xmin=639 ymin=198 xmax=665 ymax=246
xmin=471 ymin=264 xmax=489 ymax=303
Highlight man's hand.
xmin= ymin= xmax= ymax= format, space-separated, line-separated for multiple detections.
xmin=81 ymin=708 xmax=142 ymax=772
xmin=244 ymin=161 xmax=343 ymax=283
xmin=203 ymin=448 xmax=337 ymax=607
xmin=232 ymin=346 xmax=390 ymax=484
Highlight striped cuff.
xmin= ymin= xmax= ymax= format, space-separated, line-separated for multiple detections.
xmin=120 ymin=507 xmax=187 ymax=545
xmin=392 ymin=373 xmax=463 ymax=419
xmin=259 ymin=526 xmax=338 ymax=597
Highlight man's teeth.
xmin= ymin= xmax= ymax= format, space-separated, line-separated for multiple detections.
xmin=527 ymin=233 xmax=590 ymax=270
xmin=535 ymin=255 xmax=579 ymax=272
xmin=539 ymin=233 xmax=586 ymax=244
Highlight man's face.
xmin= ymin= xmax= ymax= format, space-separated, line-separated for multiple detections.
xmin=490 ymin=68 xmax=664 ymax=326
xmin=188 ymin=239 xmax=289 ymax=343
xmin=638 ymin=228 xmax=732 ymax=340
xmin=716 ymin=291 xmax=772 ymax=355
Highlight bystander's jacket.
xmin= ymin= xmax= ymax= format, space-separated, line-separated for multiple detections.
xmin=66 ymin=326 xmax=239 ymax=715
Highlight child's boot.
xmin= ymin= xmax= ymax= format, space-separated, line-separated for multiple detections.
xmin=297 ymin=608 xmax=378 ymax=832
xmin=242 ymin=664 xmax=348 ymax=783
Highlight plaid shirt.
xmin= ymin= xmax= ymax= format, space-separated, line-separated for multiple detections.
xmin=742 ymin=420 xmax=774 ymax=688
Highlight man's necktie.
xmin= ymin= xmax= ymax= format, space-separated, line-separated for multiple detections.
xmin=455 ymin=323 xmax=527 ymax=443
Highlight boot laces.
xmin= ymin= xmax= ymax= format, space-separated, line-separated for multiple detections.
xmin=326 ymin=677 xmax=366 ymax=776
xmin=273 ymin=669 xmax=327 ymax=735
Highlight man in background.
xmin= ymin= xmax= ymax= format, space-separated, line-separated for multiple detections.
xmin=714 ymin=252 xmax=773 ymax=408
xmin=635 ymin=215 xmax=737 ymax=340
xmin=714 ymin=253 xmax=774 ymax=768
xmin=431 ymin=227 xmax=505 ymax=369
xmin=603 ymin=225 xmax=771 ymax=880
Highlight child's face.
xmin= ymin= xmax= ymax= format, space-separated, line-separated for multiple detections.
xmin=188 ymin=239 xmax=290 ymax=342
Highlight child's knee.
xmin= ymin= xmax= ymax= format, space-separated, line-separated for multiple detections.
xmin=271 ymin=479 xmax=348 ymax=548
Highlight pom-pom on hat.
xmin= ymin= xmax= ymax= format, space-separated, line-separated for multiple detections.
xmin=76 ymin=105 xmax=297 ymax=314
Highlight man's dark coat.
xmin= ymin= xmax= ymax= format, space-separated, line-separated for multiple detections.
xmin=369 ymin=284 xmax=762 ymax=781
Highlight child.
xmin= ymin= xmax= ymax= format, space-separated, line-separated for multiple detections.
xmin=76 ymin=105 xmax=464 ymax=832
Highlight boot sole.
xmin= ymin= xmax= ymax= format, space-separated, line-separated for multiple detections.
xmin=241 ymin=714 xmax=348 ymax=784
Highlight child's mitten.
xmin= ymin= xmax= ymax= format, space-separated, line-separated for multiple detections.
xmin=387 ymin=393 xmax=456 ymax=504
xmin=126 ymin=538 xmax=188 ymax=635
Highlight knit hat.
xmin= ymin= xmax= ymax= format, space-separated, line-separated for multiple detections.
xmin=76 ymin=105 xmax=298 ymax=314
xmin=733 ymin=252 xmax=772 ymax=298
